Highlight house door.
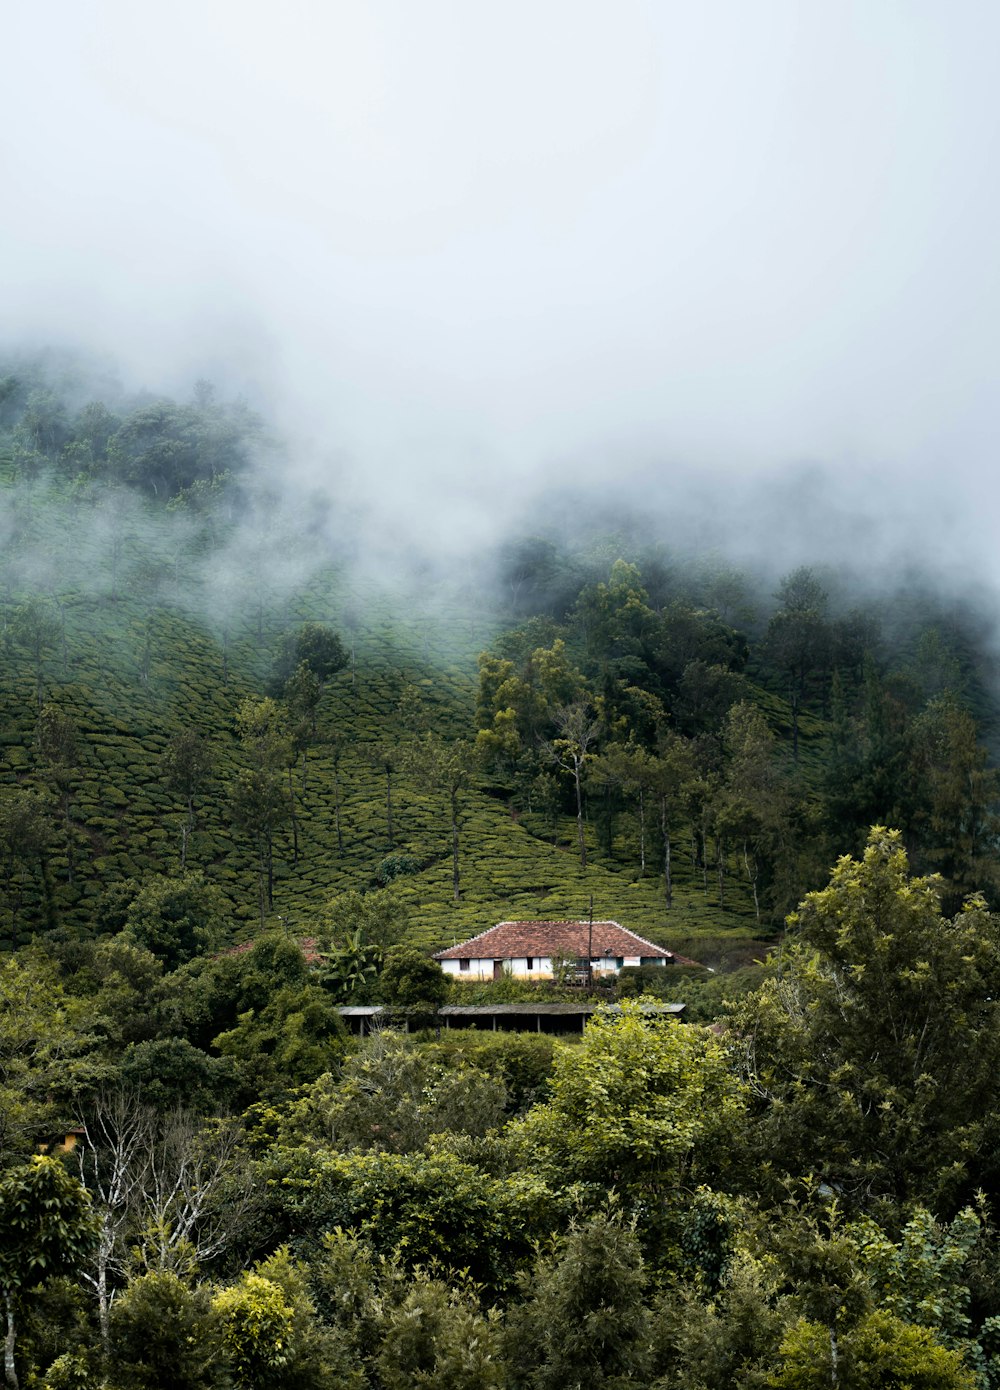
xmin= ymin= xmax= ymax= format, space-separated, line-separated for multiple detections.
xmin=493 ymin=960 xmax=504 ymax=980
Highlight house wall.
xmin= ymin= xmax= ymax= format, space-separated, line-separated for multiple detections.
xmin=440 ymin=954 xmax=665 ymax=981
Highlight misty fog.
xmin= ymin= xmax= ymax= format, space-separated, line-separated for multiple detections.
xmin=3 ymin=1 xmax=998 ymax=585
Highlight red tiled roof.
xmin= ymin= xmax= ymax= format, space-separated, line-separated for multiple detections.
xmin=221 ymin=936 xmax=323 ymax=965
xmin=434 ymin=920 xmax=694 ymax=964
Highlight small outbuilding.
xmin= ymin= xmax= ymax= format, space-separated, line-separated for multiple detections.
xmin=433 ymin=919 xmax=698 ymax=982
xmin=438 ymin=1002 xmax=686 ymax=1033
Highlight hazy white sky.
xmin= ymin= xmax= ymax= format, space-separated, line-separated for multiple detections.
xmin=3 ymin=1 xmax=999 ymax=559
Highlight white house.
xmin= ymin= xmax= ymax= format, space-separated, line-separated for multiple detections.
xmin=433 ymin=919 xmax=697 ymax=982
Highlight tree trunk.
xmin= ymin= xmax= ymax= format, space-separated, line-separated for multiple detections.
xmin=4 ymin=1296 xmax=18 ymax=1390
xmin=573 ymin=760 xmax=586 ymax=869
xmin=332 ymin=762 xmax=343 ymax=853
xmin=716 ymin=834 xmax=725 ymax=904
xmin=638 ymin=786 xmax=646 ymax=876
xmin=743 ymin=838 xmax=760 ymax=921
xmin=40 ymin=852 xmax=55 ymax=932
xmin=451 ymin=787 xmax=460 ymax=902
xmin=63 ymin=792 xmax=74 ymax=886
xmin=660 ymin=795 xmax=672 ymax=910
xmin=287 ymin=766 xmax=299 ymax=867
xmin=97 ymin=1249 xmax=110 ymax=1352
xmin=110 ymin=534 xmax=121 ymax=602
xmin=385 ymin=765 xmax=394 ymax=849
xmin=256 ymin=844 xmax=267 ymax=930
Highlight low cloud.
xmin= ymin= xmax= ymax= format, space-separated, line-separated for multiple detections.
xmin=2 ymin=1 xmax=998 ymax=593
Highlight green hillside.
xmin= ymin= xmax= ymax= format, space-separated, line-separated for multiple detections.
xmin=0 ymin=514 xmax=763 ymax=961
xmin=2 ymin=361 xmax=998 ymax=972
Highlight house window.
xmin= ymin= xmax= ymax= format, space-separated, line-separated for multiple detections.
xmin=526 ymin=957 xmax=534 ymax=970
xmin=459 ymin=959 xmax=470 ymax=973
xmin=616 ymin=957 xmax=624 ymax=970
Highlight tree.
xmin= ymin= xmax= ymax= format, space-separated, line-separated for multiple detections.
xmin=74 ymin=1088 xmax=156 ymax=1350
xmin=572 ymin=558 xmax=656 ymax=669
xmin=495 ymin=536 xmax=578 ymax=619
xmin=35 ymin=704 xmax=79 ymax=886
xmin=476 ymin=637 xmax=587 ymax=781
xmin=506 ymin=1213 xmax=652 ymax=1390
xmin=544 ymin=702 xmax=600 ymax=869
xmin=327 ymin=727 xmax=347 ymax=854
xmin=213 ymin=1272 xmax=295 ymax=1388
xmin=377 ymin=1271 xmax=505 ymax=1390
xmin=587 ymin=741 xmax=641 ymax=864
xmin=0 ymin=951 xmax=94 ymax=1164
xmin=0 ymin=1156 xmax=96 ymax=1390
xmin=404 ymin=734 xmax=476 ymax=900
xmin=212 ymin=980 xmax=349 ymax=1096
xmin=275 ymin=1147 xmax=566 ymax=1298
xmin=161 ymin=731 xmax=213 ymax=870
xmin=378 ymin=945 xmax=450 ymax=1009
xmin=15 ymin=389 xmax=69 ymax=457
xmin=127 ymin=1112 xmax=254 ymax=1279
xmin=230 ymin=698 xmax=292 ymax=925
xmin=765 ymin=567 xmax=831 ymax=764
xmin=366 ymin=740 xmax=399 ymax=850
xmin=716 ymin=701 xmax=787 ymax=921
xmin=647 ymin=731 xmax=696 ymax=910
xmin=282 ymin=662 xmax=324 ymax=862
xmin=284 ymin=659 xmax=321 ymax=753
xmin=12 ymin=598 xmax=59 ymax=710
xmin=121 ymin=872 xmax=228 ymax=971
xmin=214 ymin=1246 xmax=348 ymax=1390
xmin=732 ymin=828 xmax=1000 ymax=1208
xmin=909 ymin=694 xmax=1000 ymax=899
xmin=105 ymin=1271 xmax=227 ymax=1390
xmin=270 ymin=623 xmax=347 ymax=697
xmin=511 ymin=1003 xmax=746 ymax=1194
xmin=771 ymin=1311 xmax=976 ymax=1389
xmin=320 ymin=887 xmax=409 ymax=958
xmin=91 ymin=483 xmax=139 ymax=601
xmin=0 ymin=791 xmax=49 ymax=943
xmin=315 ymin=1031 xmax=505 ymax=1154
xmin=673 ymin=659 xmax=748 ymax=738
xmin=652 ymin=1197 xmax=991 ymax=1389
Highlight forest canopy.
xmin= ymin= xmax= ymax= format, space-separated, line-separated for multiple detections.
xmin=2 ymin=354 xmax=1000 ymax=1387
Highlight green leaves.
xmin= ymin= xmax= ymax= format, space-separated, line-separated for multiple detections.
xmin=735 ymin=828 xmax=1000 ymax=1206
xmin=0 ymin=1157 xmax=97 ymax=1297
xmin=511 ymin=1003 xmax=746 ymax=1190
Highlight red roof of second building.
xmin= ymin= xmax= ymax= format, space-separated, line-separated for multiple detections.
xmin=433 ymin=920 xmax=692 ymax=963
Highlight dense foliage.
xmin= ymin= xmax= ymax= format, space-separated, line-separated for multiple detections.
xmin=4 ymin=353 xmax=1000 ymax=1385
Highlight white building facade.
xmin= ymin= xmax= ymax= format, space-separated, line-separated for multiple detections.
xmin=434 ymin=919 xmax=696 ymax=982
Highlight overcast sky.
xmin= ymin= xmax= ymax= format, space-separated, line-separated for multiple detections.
xmin=3 ymin=1 xmax=999 ymax=568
